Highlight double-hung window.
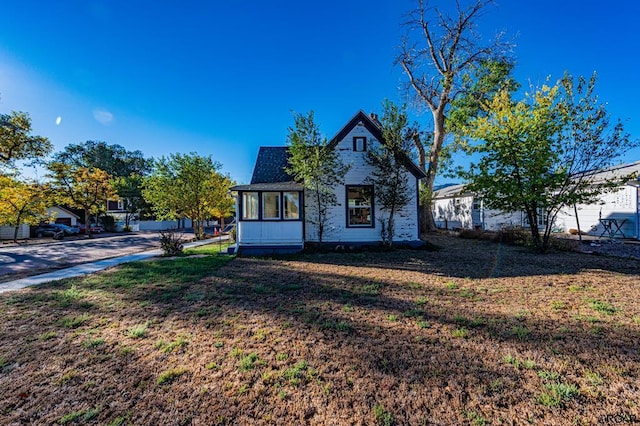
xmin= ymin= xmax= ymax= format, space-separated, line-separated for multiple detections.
xmin=347 ymin=185 xmax=373 ymax=227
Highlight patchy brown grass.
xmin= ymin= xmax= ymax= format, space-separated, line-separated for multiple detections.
xmin=0 ymin=236 xmax=639 ymax=425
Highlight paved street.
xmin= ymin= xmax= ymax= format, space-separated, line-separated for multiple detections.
xmin=0 ymin=232 xmax=164 ymax=280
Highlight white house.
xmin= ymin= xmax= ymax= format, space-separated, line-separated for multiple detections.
xmin=432 ymin=161 xmax=640 ymax=239
xmin=231 ymin=111 xmax=427 ymax=255
xmin=47 ymin=205 xmax=80 ymax=226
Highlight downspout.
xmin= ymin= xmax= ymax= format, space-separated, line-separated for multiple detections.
xmin=235 ymin=191 xmax=241 ymax=251
xmin=416 ymin=177 xmax=421 ymax=239
xmin=636 ymin=185 xmax=639 ymax=240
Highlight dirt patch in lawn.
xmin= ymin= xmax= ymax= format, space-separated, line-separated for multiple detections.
xmin=0 ymin=236 xmax=639 ymax=425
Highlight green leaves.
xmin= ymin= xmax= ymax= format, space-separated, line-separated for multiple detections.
xmin=365 ymin=101 xmax=414 ymax=246
xmin=460 ymin=73 xmax=638 ymax=252
xmin=142 ymin=153 xmax=233 ymax=240
xmin=285 ymin=111 xmax=349 ymax=242
xmin=0 ymin=111 xmax=52 ymax=169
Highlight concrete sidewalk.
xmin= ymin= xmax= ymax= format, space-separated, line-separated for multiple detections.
xmin=0 ymin=238 xmax=229 ymax=294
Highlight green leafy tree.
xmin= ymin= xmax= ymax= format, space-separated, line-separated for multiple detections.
xmin=285 ymin=111 xmax=350 ymax=243
xmin=0 ymin=176 xmax=52 ymax=242
xmin=112 ymin=174 xmax=148 ymax=230
xmin=52 ymin=141 xmax=151 ymax=223
xmin=47 ymin=163 xmax=117 ymax=238
xmin=397 ymin=0 xmax=509 ymax=232
xmin=142 ymin=153 xmax=231 ymax=240
xmin=460 ymin=73 xmax=637 ymax=252
xmin=52 ymin=140 xmax=151 ymax=177
xmin=365 ymin=101 xmax=414 ymax=247
xmin=0 ymin=111 xmax=52 ymax=170
xmin=208 ymin=172 xmax=236 ymax=231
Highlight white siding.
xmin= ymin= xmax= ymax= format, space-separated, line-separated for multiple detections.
xmin=47 ymin=207 xmax=78 ymax=226
xmin=0 ymin=224 xmax=30 ymax=240
xmin=483 ymin=209 xmax=525 ymax=230
xmin=137 ymin=220 xmax=193 ymax=231
xmin=555 ymin=185 xmax=638 ymax=239
xmin=432 ymin=194 xmax=530 ymax=231
xmin=432 ymin=195 xmax=474 ymax=229
xmin=304 ymin=125 xmax=420 ymax=243
xmin=237 ymin=221 xmax=303 ymax=246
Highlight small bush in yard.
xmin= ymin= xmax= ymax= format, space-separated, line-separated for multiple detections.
xmin=159 ymin=229 xmax=185 ymax=256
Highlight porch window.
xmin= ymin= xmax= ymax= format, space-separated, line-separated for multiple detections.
xmin=262 ymin=192 xmax=281 ymax=220
xmin=283 ymin=192 xmax=300 ymax=220
xmin=242 ymin=192 xmax=258 ymax=220
xmin=347 ymin=185 xmax=374 ymax=227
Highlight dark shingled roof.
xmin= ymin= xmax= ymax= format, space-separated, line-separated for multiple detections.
xmin=250 ymin=147 xmax=294 ymax=184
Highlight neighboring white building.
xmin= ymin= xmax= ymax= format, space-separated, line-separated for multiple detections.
xmin=47 ymin=206 xmax=80 ymax=226
xmin=432 ymin=162 xmax=640 ymax=239
xmin=231 ymin=111 xmax=426 ymax=255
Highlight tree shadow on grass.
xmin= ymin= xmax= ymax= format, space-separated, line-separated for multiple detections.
xmin=283 ymin=235 xmax=640 ymax=279
xmin=2 ymin=247 xmax=640 ymax=424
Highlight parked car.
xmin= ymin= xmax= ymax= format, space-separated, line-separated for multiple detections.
xmin=78 ymin=223 xmax=104 ymax=234
xmin=33 ymin=223 xmax=78 ymax=238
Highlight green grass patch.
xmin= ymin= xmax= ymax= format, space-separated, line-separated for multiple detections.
xmin=587 ymin=299 xmax=617 ymax=315
xmin=59 ymin=314 xmax=91 ymax=329
xmin=157 ymin=367 xmax=188 ymax=385
xmin=239 ymin=352 xmax=263 ymax=371
xmin=127 ymin=322 xmax=149 ymax=339
xmin=160 ymin=336 xmax=190 ymax=353
xmin=82 ymin=337 xmax=105 ymax=348
xmin=504 ymin=354 xmax=535 ymax=370
xmin=373 ymin=403 xmax=394 ymax=426
xmin=319 ymin=319 xmax=353 ymax=333
xmin=511 ymin=325 xmax=530 ymax=340
xmin=184 ymin=242 xmax=231 ymax=256
xmin=282 ymin=360 xmax=310 ymax=386
xmin=84 ymin=255 xmax=233 ymax=290
xmin=463 ymin=410 xmax=487 ymax=426
xmin=39 ymin=331 xmax=57 ymax=341
xmin=452 ymin=327 xmax=469 ymax=338
xmin=585 ymin=370 xmax=604 ymax=386
xmin=538 ymin=382 xmax=579 ymax=407
xmin=106 ymin=417 xmax=126 ymax=426
xmin=56 ymin=284 xmax=84 ymax=307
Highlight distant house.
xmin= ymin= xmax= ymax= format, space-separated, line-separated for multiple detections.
xmin=432 ymin=161 xmax=640 ymax=239
xmin=231 ymin=110 xmax=426 ymax=255
xmin=47 ymin=205 xmax=80 ymax=226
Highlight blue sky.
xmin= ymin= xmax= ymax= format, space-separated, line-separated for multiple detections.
xmin=1 ymin=0 xmax=639 ymax=184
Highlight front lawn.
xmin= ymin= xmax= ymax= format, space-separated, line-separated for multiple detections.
xmin=0 ymin=237 xmax=638 ymax=425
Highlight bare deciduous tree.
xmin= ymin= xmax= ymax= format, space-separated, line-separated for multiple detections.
xmin=397 ymin=0 xmax=508 ymax=232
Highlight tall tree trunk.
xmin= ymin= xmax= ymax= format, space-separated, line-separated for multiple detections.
xmin=85 ymin=209 xmax=93 ymax=238
xmin=423 ymin=109 xmax=447 ymax=232
xmin=574 ymin=204 xmax=583 ymax=244
xmin=411 ymin=131 xmax=429 ymax=235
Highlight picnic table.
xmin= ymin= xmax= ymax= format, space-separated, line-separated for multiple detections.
xmin=599 ymin=218 xmax=627 ymax=239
